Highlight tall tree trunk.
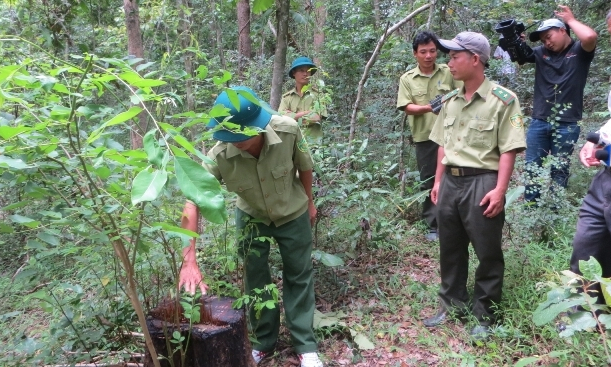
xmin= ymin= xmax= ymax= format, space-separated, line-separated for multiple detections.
xmin=269 ymin=0 xmax=289 ymax=110
xmin=124 ymin=0 xmax=146 ymax=149
xmin=237 ymin=0 xmax=252 ymax=78
xmin=177 ymin=0 xmax=194 ymax=112
xmin=373 ymin=0 xmax=381 ymax=29
xmin=313 ymin=1 xmax=326 ymax=65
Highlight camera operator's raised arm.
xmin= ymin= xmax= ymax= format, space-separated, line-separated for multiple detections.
xmin=554 ymin=5 xmax=597 ymax=52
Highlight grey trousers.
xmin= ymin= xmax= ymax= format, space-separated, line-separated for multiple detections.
xmin=570 ymin=168 xmax=611 ymax=303
xmin=415 ymin=140 xmax=438 ymax=230
xmin=437 ymin=172 xmax=505 ymax=325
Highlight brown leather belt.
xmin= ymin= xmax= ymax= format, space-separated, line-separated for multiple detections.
xmin=446 ymin=166 xmax=497 ymax=177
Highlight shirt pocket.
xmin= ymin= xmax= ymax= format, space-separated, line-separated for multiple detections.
xmin=436 ymin=83 xmax=452 ymax=95
xmin=466 ymin=118 xmax=495 ymax=148
xmin=412 ymin=88 xmax=429 ymax=104
xmin=443 ymin=116 xmax=456 ymax=144
xmin=225 ymin=178 xmax=254 ymax=194
xmin=271 ymin=165 xmax=290 ymax=195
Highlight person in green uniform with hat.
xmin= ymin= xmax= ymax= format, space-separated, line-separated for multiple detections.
xmin=279 ymin=57 xmax=328 ymax=144
xmin=423 ymin=32 xmax=526 ymax=340
xmin=396 ymin=30 xmax=460 ymax=242
xmin=179 ymin=86 xmax=324 ymax=367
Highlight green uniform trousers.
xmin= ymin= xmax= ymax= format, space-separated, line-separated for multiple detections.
xmin=437 ymin=172 xmax=505 ymax=325
xmin=415 ymin=140 xmax=439 ymax=230
xmin=236 ymin=208 xmax=318 ymax=354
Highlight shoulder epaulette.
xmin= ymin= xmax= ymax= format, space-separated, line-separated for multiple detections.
xmin=441 ymin=88 xmax=459 ymax=103
xmin=282 ymin=90 xmax=293 ymax=97
xmin=491 ymin=87 xmax=515 ymax=106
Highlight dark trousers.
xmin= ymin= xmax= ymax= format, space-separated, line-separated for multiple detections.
xmin=437 ymin=172 xmax=505 ymax=325
xmin=415 ymin=140 xmax=438 ymax=230
xmin=524 ymin=119 xmax=580 ymax=202
xmin=236 ymin=209 xmax=318 ymax=354
xmin=570 ymin=168 xmax=611 ymax=303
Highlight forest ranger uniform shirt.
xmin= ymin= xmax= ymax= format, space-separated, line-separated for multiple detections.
xmin=279 ymin=87 xmax=328 ymax=139
xmin=396 ymin=63 xmax=459 ymax=142
xmin=204 ymin=115 xmax=314 ymax=227
xmin=429 ymin=78 xmax=526 ymax=170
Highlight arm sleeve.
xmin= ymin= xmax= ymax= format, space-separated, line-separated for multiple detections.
xmin=497 ymin=99 xmax=527 ymax=154
xmin=292 ymin=128 xmax=315 ymax=171
xmin=278 ymin=95 xmax=290 ymax=113
xmin=202 ymin=149 xmax=223 ymax=182
xmin=428 ymin=104 xmax=446 ymax=146
xmin=396 ymin=75 xmax=414 ymax=111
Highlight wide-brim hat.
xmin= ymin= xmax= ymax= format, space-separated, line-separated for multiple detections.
xmin=437 ymin=31 xmax=490 ymax=67
xmin=529 ymin=19 xmax=569 ymax=42
xmin=208 ymin=86 xmax=274 ymax=143
xmin=289 ymin=56 xmax=317 ymax=78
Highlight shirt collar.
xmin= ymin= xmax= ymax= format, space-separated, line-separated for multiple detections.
xmin=456 ymin=77 xmax=492 ymax=102
xmin=225 ymin=124 xmax=282 ymax=158
xmin=413 ymin=63 xmax=440 ymax=77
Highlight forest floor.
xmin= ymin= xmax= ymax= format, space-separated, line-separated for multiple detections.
xmin=257 ymin=225 xmax=568 ymax=367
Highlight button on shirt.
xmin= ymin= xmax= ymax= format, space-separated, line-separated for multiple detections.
xmin=429 ymin=78 xmax=526 ymax=170
xmin=396 ymin=64 xmax=459 ymax=142
xmin=204 ymin=115 xmax=314 ymax=227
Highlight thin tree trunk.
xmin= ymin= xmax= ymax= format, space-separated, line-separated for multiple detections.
xmin=346 ymin=2 xmax=432 ymax=160
xmin=269 ymin=0 xmax=290 ymax=110
xmin=124 ymin=0 xmax=146 ymax=149
xmin=177 ymin=0 xmax=194 ymax=112
xmin=373 ymin=0 xmax=381 ymax=29
xmin=237 ymin=0 xmax=252 ymax=78
xmin=313 ymin=2 xmax=326 ymax=65
xmin=426 ymin=0 xmax=436 ymax=29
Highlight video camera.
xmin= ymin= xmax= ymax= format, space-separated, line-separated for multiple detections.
xmin=495 ymin=19 xmax=534 ymax=65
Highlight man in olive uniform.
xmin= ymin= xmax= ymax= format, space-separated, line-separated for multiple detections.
xmin=279 ymin=57 xmax=328 ymax=144
xmin=396 ymin=31 xmax=460 ymax=241
xmin=179 ymin=86 xmax=323 ymax=367
xmin=424 ymin=32 xmax=526 ymax=340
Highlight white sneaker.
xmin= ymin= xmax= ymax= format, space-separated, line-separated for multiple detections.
xmin=299 ymin=352 xmax=323 ymax=367
xmin=251 ymin=350 xmax=268 ymax=364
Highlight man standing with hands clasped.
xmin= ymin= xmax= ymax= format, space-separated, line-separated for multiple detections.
xmin=423 ymin=32 xmax=526 ymax=340
xmin=396 ymin=31 xmax=460 ymax=241
xmin=522 ymin=5 xmax=597 ymax=202
xmin=179 ymin=86 xmax=323 ymax=367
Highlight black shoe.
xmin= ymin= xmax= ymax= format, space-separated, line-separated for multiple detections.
xmin=423 ymin=310 xmax=449 ymax=327
xmin=470 ymin=325 xmax=490 ymax=341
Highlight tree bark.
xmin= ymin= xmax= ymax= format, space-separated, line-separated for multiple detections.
xmin=269 ymin=0 xmax=290 ymax=110
xmin=237 ymin=0 xmax=252 ymax=77
xmin=346 ymin=2 xmax=432 ymax=160
xmin=144 ymin=296 xmax=255 ymax=367
xmin=313 ymin=2 xmax=326 ymax=65
xmin=124 ymin=0 xmax=146 ymax=149
xmin=177 ymin=0 xmax=194 ymax=112
xmin=373 ymin=0 xmax=381 ymax=29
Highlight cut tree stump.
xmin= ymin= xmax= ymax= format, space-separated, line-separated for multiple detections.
xmin=143 ymin=296 xmax=255 ymax=367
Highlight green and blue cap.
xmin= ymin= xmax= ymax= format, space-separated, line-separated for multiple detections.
xmin=288 ymin=56 xmax=317 ymax=78
xmin=209 ymin=86 xmax=274 ymax=143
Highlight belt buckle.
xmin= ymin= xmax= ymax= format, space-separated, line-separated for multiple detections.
xmin=451 ymin=167 xmax=460 ymax=176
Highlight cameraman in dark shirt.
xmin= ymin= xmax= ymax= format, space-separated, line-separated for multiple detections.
xmin=522 ymin=5 xmax=597 ymax=202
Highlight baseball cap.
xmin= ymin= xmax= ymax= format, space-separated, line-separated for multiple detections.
xmin=529 ymin=19 xmax=569 ymax=42
xmin=437 ymin=32 xmax=491 ymax=66
xmin=208 ymin=86 xmax=274 ymax=143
